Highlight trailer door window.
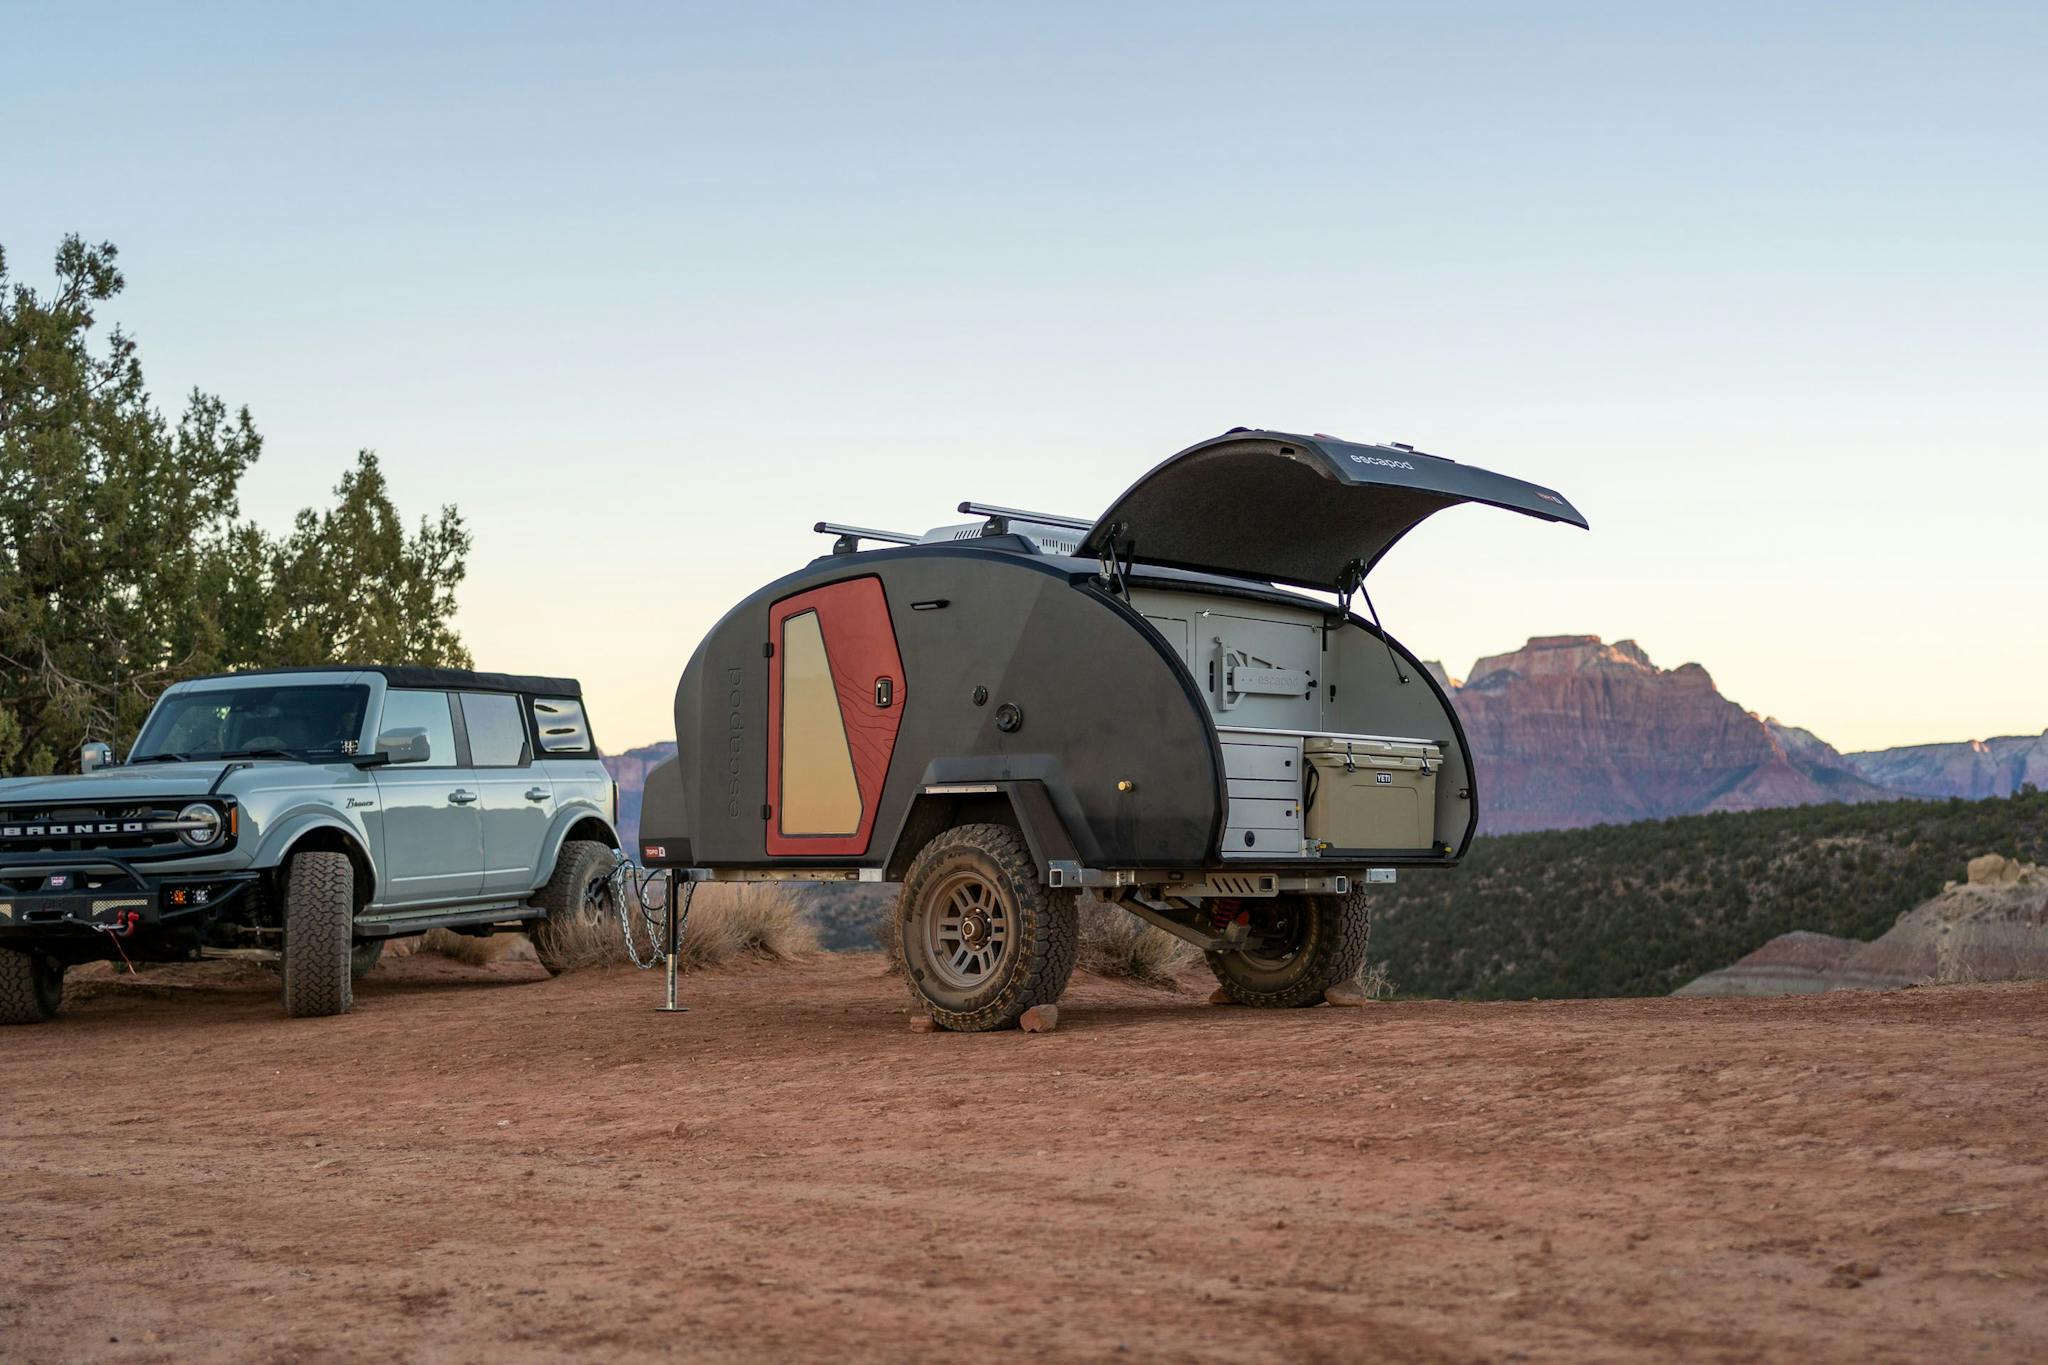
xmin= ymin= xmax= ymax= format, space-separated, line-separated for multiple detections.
xmin=778 ymin=609 xmax=862 ymax=835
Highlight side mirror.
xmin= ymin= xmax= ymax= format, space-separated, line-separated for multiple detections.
xmin=80 ymin=741 xmax=115 ymax=773
xmin=374 ymin=727 xmax=432 ymax=765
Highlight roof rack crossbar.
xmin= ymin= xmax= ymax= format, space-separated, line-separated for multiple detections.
xmin=956 ymin=501 xmax=1094 ymax=532
xmin=814 ymin=521 xmax=922 ymax=555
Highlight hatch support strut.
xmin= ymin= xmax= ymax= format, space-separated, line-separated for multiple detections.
xmin=1334 ymin=558 xmax=1411 ymax=685
xmin=1097 ymin=521 xmax=1134 ymax=602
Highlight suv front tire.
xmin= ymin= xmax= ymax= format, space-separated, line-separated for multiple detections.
xmin=282 ymin=851 xmax=356 ymax=1018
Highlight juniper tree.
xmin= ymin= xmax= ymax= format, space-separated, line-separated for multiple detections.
xmin=0 ymin=235 xmax=470 ymax=774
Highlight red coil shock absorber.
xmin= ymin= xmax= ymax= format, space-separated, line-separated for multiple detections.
xmin=1208 ymin=897 xmax=1244 ymax=934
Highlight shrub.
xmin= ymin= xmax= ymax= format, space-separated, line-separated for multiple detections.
xmin=540 ymin=880 xmax=821 ymax=973
xmin=1077 ymin=896 xmax=1201 ymax=987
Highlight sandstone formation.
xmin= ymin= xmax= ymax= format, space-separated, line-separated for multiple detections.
xmin=1675 ymin=855 xmax=2048 ymax=996
xmin=1670 ymin=930 xmax=1860 ymax=997
xmin=1842 ymin=730 xmax=2048 ymax=799
xmin=1446 ymin=635 xmax=1894 ymax=833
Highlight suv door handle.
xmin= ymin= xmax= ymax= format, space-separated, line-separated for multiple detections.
xmin=524 ymin=787 xmax=550 ymax=802
xmin=448 ymin=789 xmax=479 ymax=805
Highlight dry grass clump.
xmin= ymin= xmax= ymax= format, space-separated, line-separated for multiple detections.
xmin=1349 ymin=958 xmax=1396 ymax=1000
xmin=540 ymin=880 xmax=821 ymax=973
xmin=411 ymin=928 xmax=513 ymax=968
xmin=1077 ymin=896 xmax=1201 ymax=987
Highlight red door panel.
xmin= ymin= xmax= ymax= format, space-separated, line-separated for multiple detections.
xmin=766 ymin=576 xmax=905 ymax=857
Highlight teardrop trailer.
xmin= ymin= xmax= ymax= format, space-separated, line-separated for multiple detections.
xmin=636 ymin=430 xmax=1585 ymax=1029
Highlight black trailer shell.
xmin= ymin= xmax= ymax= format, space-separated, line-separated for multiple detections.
xmin=646 ymin=547 xmax=1228 ymax=871
xmin=642 ymin=430 xmax=1584 ymax=880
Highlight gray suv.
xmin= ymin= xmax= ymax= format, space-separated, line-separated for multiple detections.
xmin=0 ymin=667 xmax=622 ymax=1023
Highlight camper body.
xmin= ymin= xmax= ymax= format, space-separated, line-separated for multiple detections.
xmin=641 ymin=430 xmax=1584 ymax=1028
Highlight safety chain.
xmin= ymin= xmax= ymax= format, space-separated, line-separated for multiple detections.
xmin=607 ymin=852 xmax=692 ymax=970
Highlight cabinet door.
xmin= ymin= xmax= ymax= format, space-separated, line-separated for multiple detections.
xmin=766 ymin=576 xmax=904 ymax=857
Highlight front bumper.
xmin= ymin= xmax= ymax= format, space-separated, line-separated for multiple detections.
xmin=0 ymin=857 xmax=258 ymax=948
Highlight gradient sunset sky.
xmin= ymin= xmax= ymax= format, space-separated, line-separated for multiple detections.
xmin=8 ymin=1 xmax=2043 ymax=753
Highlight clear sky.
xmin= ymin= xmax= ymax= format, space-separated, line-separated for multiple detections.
xmin=7 ymin=1 xmax=2043 ymax=753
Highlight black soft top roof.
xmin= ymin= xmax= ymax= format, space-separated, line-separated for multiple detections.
xmin=180 ymin=666 xmax=583 ymax=698
xmin=1077 ymin=429 xmax=1587 ymax=591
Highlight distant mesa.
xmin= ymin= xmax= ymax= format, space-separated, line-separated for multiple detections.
xmin=1677 ymin=854 xmax=2048 ymax=996
xmin=1840 ymin=731 xmax=2048 ymax=800
xmin=1437 ymin=634 xmax=1895 ymax=834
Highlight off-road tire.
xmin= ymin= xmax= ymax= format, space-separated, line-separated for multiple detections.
xmin=282 ymin=851 xmax=355 ymax=1018
xmin=350 ymin=939 xmax=384 ymax=979
xmin=897 ymin=823 xmax=1078 ymax=1032
xmin=0 ymin=948 xmax=63 ymax=1025
xmin=527 ymin=841 xmax=617 ymax=976
xmin=1205 ymin=887 xmax=1372 ymax=1008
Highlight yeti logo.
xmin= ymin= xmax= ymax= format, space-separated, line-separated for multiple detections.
xmin=1375 ymin=772 xmax=1393 ymax=785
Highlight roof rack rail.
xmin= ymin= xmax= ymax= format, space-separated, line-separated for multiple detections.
xmin=956 ymin=501 xmax=1094 ymax=532
xmin=815 ymin=521 xmax=922 ymax=555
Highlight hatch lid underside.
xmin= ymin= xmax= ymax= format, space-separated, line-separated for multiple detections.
xmin=1078 ymin=430 xmax=1587 ymax=591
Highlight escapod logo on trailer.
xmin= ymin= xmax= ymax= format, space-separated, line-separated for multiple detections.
xmin=1348 ymin=452 xmax=1415 ymax=472
xmin=725 ymin=666 xmax=745 ymax=819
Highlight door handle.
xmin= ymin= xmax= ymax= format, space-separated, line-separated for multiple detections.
xmin=524 ymin=787 xmax=550 ymax=802
xmin=448 ymin=789 xmax=479 ymax=805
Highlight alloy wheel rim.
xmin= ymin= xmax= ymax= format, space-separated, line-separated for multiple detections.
xmin=925 ymin=869 xmax=1012 ymax=990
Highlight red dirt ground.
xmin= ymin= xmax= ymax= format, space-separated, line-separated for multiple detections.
xmin=3 ymin=951 xmax=2045 ymax=1363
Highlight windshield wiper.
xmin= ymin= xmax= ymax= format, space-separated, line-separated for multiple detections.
xmin=127 ymin=752 xmax=192 ymax=764
xmin=218 ymin=748 xmax=308 ymax=763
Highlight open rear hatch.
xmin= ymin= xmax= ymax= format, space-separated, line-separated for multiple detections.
xmin=1079 ymin=429 xmax=1587 ymax=591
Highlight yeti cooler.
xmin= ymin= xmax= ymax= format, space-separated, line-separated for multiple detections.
xmin=1302 ymin=736 xmax=1443 ymax=852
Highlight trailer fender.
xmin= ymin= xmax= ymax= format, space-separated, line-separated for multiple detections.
xmin=882 ymin=779 xmax=1080 ymax=883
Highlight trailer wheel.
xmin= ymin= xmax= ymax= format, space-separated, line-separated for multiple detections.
xmin=282 ymin=851 xmax=355 ymax=1018
xmin=897 ymin=823 xmax=1077 ymax=1031
xmin=1206 ymin=887 xmax=1372 ymax=1008
xmin=527 ymin=841 xmax=618 ymax=976
xmin=0 ymin=948 xmax=63 ymax=1025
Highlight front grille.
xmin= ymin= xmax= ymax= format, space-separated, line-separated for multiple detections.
xmin=0 ymin=802 xmax=220 ymax=858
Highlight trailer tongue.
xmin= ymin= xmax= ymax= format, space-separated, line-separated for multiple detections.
xmin=640 ymin=428 xmax=1586 ymax=1029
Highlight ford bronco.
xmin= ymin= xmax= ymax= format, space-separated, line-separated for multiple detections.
xmin=0 ymin=666 xmax=622 ymax=1023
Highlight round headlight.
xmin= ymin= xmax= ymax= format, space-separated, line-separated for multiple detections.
xmin=177 ymin=803 xmax=223 ymax=847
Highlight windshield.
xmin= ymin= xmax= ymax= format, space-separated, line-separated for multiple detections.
xmin=129 ymin=684 xmax=372 ymax=762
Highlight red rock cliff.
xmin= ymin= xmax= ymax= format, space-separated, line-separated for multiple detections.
xmin=1447 ymin=636 xmax=1894 ymax=833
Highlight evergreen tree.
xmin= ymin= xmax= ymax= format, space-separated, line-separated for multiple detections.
xmin=0 ymin=235 xmax=469 ymax=774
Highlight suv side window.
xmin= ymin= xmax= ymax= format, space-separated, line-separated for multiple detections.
xmin=459 ymin=692 xmax=530 ymax=768
xmin=532 ymin=697 xmax=592 ymax=754
xmin=378 ymin=690 xmax=459 ymax=768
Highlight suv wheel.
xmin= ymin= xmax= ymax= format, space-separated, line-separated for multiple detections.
xmin=282 ymin=851 xmax=356 ymax=1018
xmin=0 ymin=948 xmax=63 ymax=1025
xmin=527 ymin=841 xmax=618 ymax=976
xmin=1205 ymin=888 xmax=1372 ymax=1008
xmin=897 ymin=823 xmax=1078 ymax=1032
